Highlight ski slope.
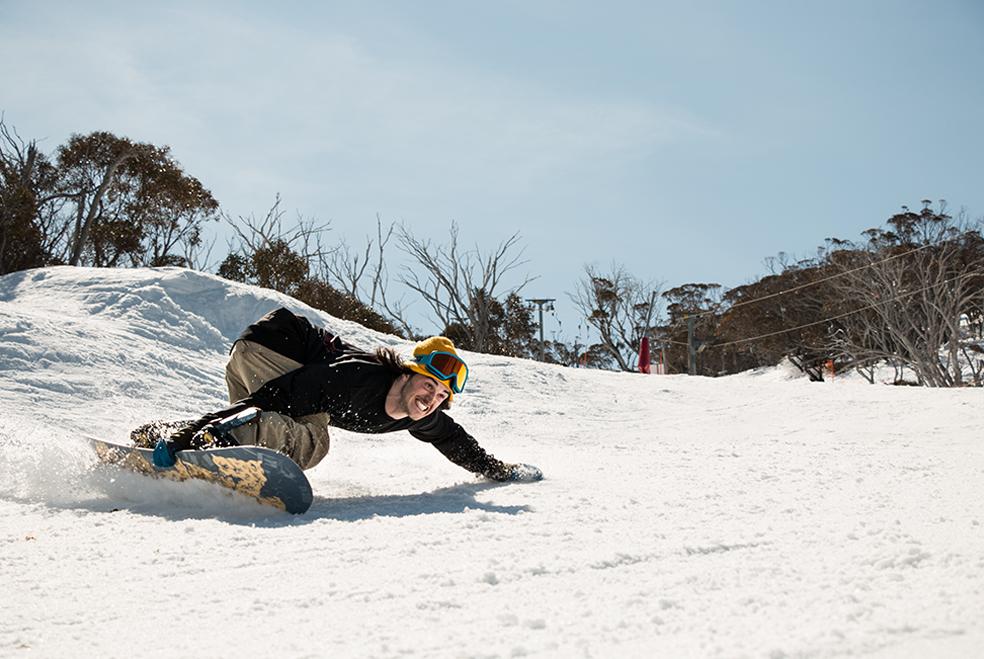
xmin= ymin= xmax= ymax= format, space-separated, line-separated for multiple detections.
xmin=1 ymin=266 xmax=982 ymax=658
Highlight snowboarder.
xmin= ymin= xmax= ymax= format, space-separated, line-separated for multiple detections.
xmin=134 ymin=307 xmax=542 ymax=483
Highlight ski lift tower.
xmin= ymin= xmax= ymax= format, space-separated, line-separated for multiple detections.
xmin=526 ymin=298 xmax=556 ymax=361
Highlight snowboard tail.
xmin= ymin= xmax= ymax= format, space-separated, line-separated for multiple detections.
xmin=86 ymin=437 xmax=313 ymax=514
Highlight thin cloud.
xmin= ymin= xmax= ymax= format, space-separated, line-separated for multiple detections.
xmin=1 ymin=5 xmax=718 ymax=207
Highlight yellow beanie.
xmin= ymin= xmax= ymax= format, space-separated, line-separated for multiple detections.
xmin=406 ymin=336 xmax=461 ymax=400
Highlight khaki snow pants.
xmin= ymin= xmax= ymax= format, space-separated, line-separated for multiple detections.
xmin=223 ymin=340 xmax=330 ymax=470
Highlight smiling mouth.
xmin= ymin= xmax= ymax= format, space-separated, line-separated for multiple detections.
xmin=414 ymin=398 xmax=430 ymax=413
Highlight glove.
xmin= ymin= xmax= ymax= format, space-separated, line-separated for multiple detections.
xmin=189 ymin=425 xmax=239 ymax=450
xmin=489 ymin=462 xmax=543 ymax=482
xmin=507 ymin=463 xmax=543 ymax=482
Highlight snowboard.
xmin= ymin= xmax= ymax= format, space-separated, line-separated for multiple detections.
xmin=85 ymin=437 xmax=313 ymax=514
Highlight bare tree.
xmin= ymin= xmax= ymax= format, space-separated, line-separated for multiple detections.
xmin=569 ymin=263 xmax=663 ymax=371
xmin=219 ymin=194 xmax=338 ymax=290
xmin=217 ymin=197 xmax=404 ymax=336
xmin=327 ymin=234 xmax=373 ymax=298
xmin=0 ymin=118 xmax=57 ymax=274
xmin=325 ymin=214 xmax=417 ymax=337
xmin=224 ymin=194 xmax=331 ymax=264
xmin=398 ymin=221 xmax=533 ymax=352
xmin=826 ymin=202 xmax=984 ymax=387
xmin=182 ymin=232 xmax=217 ymax=271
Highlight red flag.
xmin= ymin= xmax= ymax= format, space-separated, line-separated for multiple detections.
xmin=638 ymin=337 xmax=651 ymax=374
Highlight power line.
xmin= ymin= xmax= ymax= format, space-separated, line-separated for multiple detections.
xmin=684 ymin=233 xmax=963 ymax=321
xmin=638 ymin=227 xmax=978 ymax=366
xmin=696 ymin=273 xmax=965 ymax=349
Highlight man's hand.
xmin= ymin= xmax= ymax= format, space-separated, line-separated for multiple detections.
xmin=490 ymin=462 xmax=543 ymax=482
xmin=189 ymin=424 xmax=238 ymax=450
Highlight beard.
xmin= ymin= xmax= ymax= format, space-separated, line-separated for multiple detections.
xmin=394 ymin=376 xmax=415 ymax=417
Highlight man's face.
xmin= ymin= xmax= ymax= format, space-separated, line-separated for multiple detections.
xmin=400 ymin=373 xmax=450 ymax=420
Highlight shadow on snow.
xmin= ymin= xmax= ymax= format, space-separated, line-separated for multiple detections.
xmin=308 ymin=481 xmax=532 ymax=522
xmin=2 ymin=478 xmax=534 ymax=527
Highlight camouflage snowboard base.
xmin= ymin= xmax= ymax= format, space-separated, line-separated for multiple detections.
xmin=86 ymin=437 xmax=313 ymax=514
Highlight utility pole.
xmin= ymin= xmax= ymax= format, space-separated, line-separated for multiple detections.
xmin=687 ymin=315 xmax=697 ymax=375
xmin=526 ymin=298 xmax=555 ymax=362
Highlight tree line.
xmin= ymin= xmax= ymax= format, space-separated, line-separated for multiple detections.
xmin=0 ymin=121 xmax=539 ymax=355
xmin=2 ymin=120 xmax=982 ymax=385
xmin=576 ymin=203 xmax=984 ymax=386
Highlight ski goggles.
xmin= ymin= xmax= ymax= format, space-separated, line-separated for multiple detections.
xmin=414 ymin=351 xmax=469 ymax=394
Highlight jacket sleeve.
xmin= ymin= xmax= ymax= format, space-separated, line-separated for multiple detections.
xmin=410 ymin=413 xmax=512 ymax=480
xmin=237 ymin=363 xmax=342 ymax=417
xmin=165 ymin=402 xmax=255 ymax=451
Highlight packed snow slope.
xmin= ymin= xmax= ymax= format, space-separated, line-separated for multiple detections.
xmin=1 ymin=267 xmax=983 ymax=659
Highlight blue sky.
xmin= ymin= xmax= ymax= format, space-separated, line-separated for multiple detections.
xmin=2 ymin=0 xmax=982 ymax=340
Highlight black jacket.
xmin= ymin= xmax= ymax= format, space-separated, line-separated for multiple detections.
xmin=177 ymin=308 xmax=510 ymax=479
xmin=237 ymin=306 xmax=348 ymax=365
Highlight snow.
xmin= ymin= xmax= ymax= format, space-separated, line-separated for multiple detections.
xmin=2 ymin=266 xmax=983 ymax=658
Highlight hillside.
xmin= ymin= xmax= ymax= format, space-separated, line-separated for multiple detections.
xmin=1 ymin=266 xmax=982 ymax=658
